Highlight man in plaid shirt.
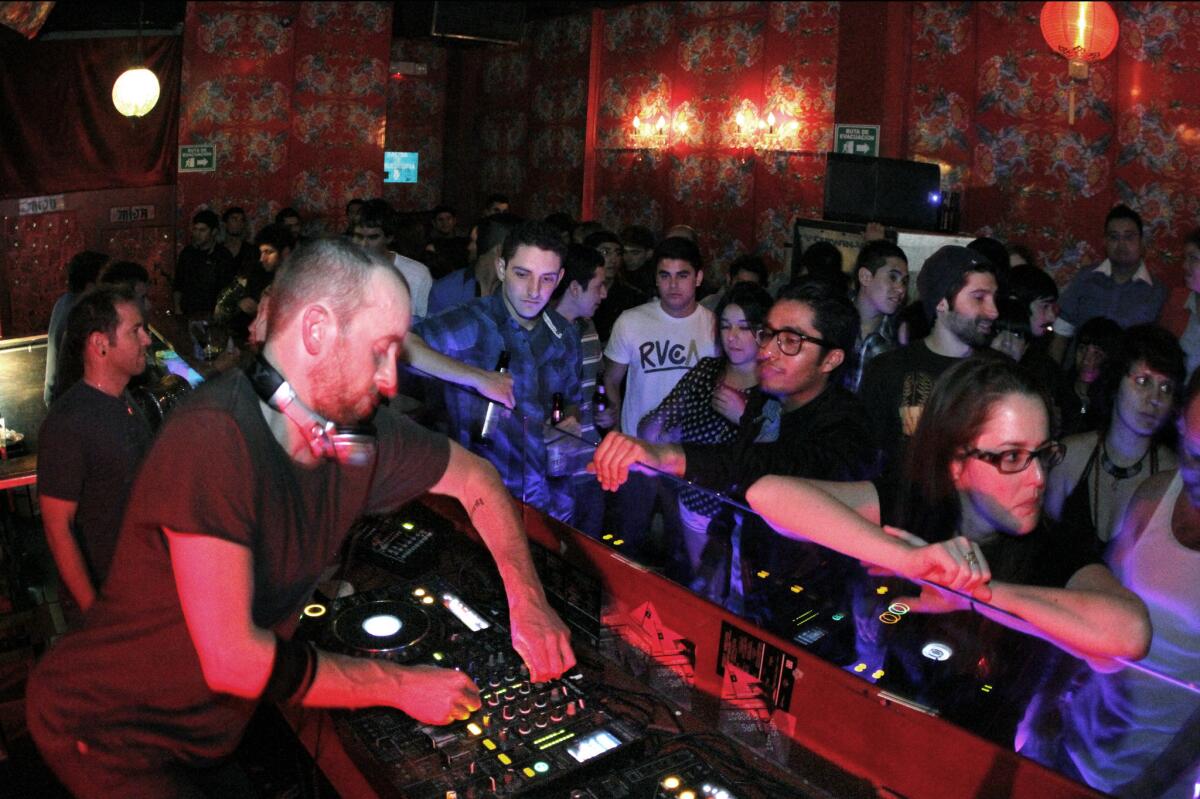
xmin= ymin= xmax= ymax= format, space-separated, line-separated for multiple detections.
xmin=416 ymin=220 xmax=582 ymax=519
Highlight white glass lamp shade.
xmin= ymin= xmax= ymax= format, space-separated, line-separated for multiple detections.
xmin=112 ymin=67 xmax=160 ymax=117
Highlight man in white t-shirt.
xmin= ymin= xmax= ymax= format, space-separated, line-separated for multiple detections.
xmin=354 ymin=202 xmax=434 ymax=321
xmin=601 ymin=236 xmax=718 ymax=557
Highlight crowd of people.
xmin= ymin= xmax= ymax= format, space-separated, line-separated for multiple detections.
xmin=27 ymin=194 xmax=1200 ymax=797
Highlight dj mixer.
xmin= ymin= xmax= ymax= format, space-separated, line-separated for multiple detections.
xmin=298 ymin=578 xmax=643 ymax=798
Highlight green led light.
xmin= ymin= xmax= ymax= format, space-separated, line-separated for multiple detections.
xmin=533 ymin=729 xmax=569 ymax=746
xmin=536 ymin=731 xmax=576 ymax=750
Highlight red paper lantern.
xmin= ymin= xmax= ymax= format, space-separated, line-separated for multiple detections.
xmin=1040 ymin=2 xmax=1119 ymax=65
xmin=1040 ymin=2 xmax=1119 ymax=124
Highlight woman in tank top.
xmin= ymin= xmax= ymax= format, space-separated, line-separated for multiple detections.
xmin=1045 ymin=325 xmax=1184 ymax=548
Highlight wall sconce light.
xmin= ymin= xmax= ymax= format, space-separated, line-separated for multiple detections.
xmin=733 ymin=105 xmax=801 ymax=155
xmin=631 ymin=112 xmax=688 ymax=150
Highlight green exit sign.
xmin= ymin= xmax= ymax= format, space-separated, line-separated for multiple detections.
xmin=178 ymin=144 xmax=216 ymax=173
xmin=834 ymin=124 xmax=879 ymax=157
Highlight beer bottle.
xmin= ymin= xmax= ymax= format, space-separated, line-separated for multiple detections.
xmin=476 ymin=351 xmax=510 ymax=445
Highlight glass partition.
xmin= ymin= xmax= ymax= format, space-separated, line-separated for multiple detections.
xmin=402 ymin=367 xmax=1200 ymax=798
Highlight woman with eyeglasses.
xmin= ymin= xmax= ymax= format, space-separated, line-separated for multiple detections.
xmin=1044 ymin=325 xmax=1184 ymax=547
xmin=746 ymin=357 xmax=1150 ymax=666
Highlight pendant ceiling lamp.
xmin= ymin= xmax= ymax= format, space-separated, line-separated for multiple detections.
xmin=1039 ymin=1 xmax=1120 ymax=124
xmin=112 ymin=1 xmax=160 ymax=118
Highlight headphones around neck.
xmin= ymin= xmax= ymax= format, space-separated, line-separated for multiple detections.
xmin=245 ymin=355 xmax=377 ymax=466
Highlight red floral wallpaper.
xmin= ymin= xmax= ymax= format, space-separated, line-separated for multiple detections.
xmin=384 ymin=40 xmax=447 ymax=212
xmin=592 ymin=2 xmax=839 ymax=274
xmin=177 ymin=1 xmax=391 ymax=242
xmin=907 ymin=1 xmax=1200 ymax=287
xmin=466 ymin=14 xmax=592 ymax=221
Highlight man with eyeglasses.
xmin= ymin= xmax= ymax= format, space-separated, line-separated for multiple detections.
xmin=859 ymin=245 xmax=1000 ymax=479
xmin=1049 ymin=204 xmax=1167 ymax=365
xmin=592 ymin=280 xmax=876 ymax=521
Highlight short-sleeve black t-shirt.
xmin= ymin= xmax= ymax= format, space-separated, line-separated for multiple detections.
xmin=872 ymin=473 xmax=1102 ymax=588
xmin=37 ymin=381 xmax=153 ymax=584
xmin=27 ymin=371 xmax=450 ymax=765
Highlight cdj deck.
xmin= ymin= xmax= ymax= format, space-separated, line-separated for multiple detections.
xmin=300 ymin=578 xmax=643 ymax=798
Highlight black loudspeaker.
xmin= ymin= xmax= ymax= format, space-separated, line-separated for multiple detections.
xmin=245 ymin=355 xmax=376 ymax=467
xmin=431 ymin=2 xmax=526 ymax=44
xmin=823 ymin=153 xmax=942 ymax=232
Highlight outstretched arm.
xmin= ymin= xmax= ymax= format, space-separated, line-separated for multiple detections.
xmin=402 ymin=332 xmax=515 ymax=408
xmin=982 ymin=565 xmax=1150 ymax=668
xmin=166 ymin=530 xmax=480 ymax=723
xmin=590 ymin=432 xmax=687 ymax=491
xmin=746 ymin=475 xmax=991 ymax=595
xmin=428 ymin=441 xmax=575 ymax=681
xmin=747 ymin=474 xmax=1150 ymax=666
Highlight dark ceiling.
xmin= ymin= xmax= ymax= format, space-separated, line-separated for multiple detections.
xmin=30 ymin=2 xmax=624 ymax=39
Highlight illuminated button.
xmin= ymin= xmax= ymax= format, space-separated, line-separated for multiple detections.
xmin=602 ymin=534 xmax=613 ymax=541
xmin=422 ymin=595 xmax=436 ymax=605
xmin=466 ymin=723 xmax=483 ymax=736
xmin=831 ymin=612 xmax=845 ymax=621
xmin=482 ymin=738 xmax=497 ymax=750
xmin=433 ymin=652 xmax=444 ymax=662
xmin=413 ymin=587 xmax=427 ymax=597
xmin=401 ymin=521 xmax=415 ymax=530
xmin=533 ymin=761 xmax=550 ymax=774
xmin=522 ymin=767 xmax=536 ymax=778
xmin=661 ymin=776 xmax=681 ymax=789
xmin=302 ymin=603 xmax=326 ymax=618
xmin=853 ymin=663 xmax=867 ymax=672
xmin=981 ymin=684 xmax=993 ymax=693
xmin=497 ymin=753 xmax=512 ymax=765
xmin=680 ymin=791 xmax=696 ymax=799
xmin=887 ymin=602 xmax=911 ymax=615
xmin=878 ymin=612 xmax=901 ymax=625
xmin=756 ymin=570 xmax=770 ymax=579
xmin=872 ymin=669 xmax=885 ymax=680
xmin=876 ymin=586 xmax=889 ymax=595
xmin=790 ymin=584 xmax=803 ymax=593
xmin=613 ymin=539 xmax=624 ymax=546
xmin=922 ymin=642 xmax=953 ymax=661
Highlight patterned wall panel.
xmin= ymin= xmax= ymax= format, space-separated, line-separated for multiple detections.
xmin=384 ymin=39 xmax=448 ymax=212
xmin=177 ymin=1 xmax=390 ymax=244
xmin=0 ymin=212 xmax=81 ymax=337
xmin=907 ymin=1 xmax=1200 ymax=287
xmin=593 ymin=2 xmax=839 ymax=276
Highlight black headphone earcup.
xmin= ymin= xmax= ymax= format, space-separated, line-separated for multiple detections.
xmin=244 ymin=356 xmax=377 ymax=466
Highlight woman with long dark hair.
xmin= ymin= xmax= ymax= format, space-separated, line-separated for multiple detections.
xmin=746 ymin=357 xmax=1150 ymax=666
xmin=1044 ymin=325 xmax=1184 ymax=547
xmin=639 ymin=281 xmax=775 ymax=590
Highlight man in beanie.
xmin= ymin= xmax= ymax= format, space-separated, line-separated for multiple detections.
xmin=858 ymin=245 xmax=1000 ymax=477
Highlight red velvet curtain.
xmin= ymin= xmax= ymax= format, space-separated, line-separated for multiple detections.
xmin=0 ymin=34 xmax=180 ymax=198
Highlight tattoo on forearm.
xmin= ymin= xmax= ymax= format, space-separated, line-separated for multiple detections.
xmin=469 ymin=497 xmax=486 ymax=517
